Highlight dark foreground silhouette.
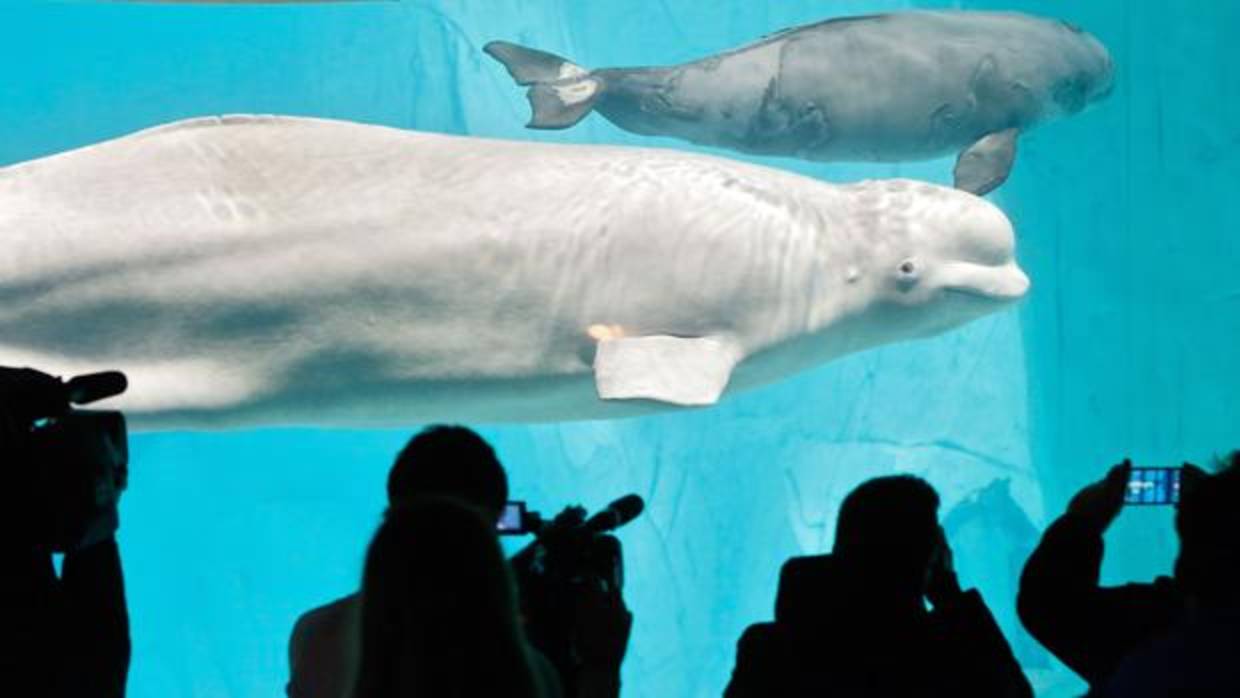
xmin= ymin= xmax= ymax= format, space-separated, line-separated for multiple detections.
xmin=288 ymin=426 xmax=517 ymax=698
xmin=354 ymin=497 xmax=555 ymax=698
xmin=1019 ymin=454 xmax=1240 ymax=697
xmin=2 ymin=367 xmax=130 ymax=698
xmin=288 ymin=425 xmax=629 ymax=698
xmin=725 ymin=475 xmax=1032 ymax=698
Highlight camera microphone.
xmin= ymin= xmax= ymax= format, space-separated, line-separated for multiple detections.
xmin=583 ymin=493 xmax=645 ymax=534
xmin=65 ymin=371 xmax=128 ymax=405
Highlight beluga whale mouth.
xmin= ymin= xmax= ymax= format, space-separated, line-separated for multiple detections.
xmin=941 ymin=262 xmax=1030 ymax=302
xmin=923 ymin=189 xmax=1028 ymax=303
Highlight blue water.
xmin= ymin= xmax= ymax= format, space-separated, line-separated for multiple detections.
xmin=2 ymin=1 xmax=1237 ymax=696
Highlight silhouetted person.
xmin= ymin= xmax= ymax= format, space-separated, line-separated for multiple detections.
xmin=725 ymin=475 xmax=1032 ymax=698
xmin=1018 ymin=454 xmax=1240 ymax=697
xmin=1 ymin=367 xmax=130 ymax=698
xmin=354 ymin=497 xmax=556 ymax=698
xmin=288 ymin=426 xmax=510 ymax=698
xmin=288 ymin=425 xmax=629 ymax=698
xmin=3 ymin=541 xmax=130 ymax=698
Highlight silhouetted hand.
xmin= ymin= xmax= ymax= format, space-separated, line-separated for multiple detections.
xmin=0 ymin=368 xmax=61 ymax=534
xmin=0 ymin=367 xmax=63 ymax=441
xmin=1067 ymin=459 xmax=1131 ymax=531
xmin=573 ymin=586 xmax=632 ymax=671
xmin=0 ymin=397 xmax=19 ymax=445
xmin=926 ymin=527 xmax=964 ymax=608
xmin=1179 ymin=462 xmax=1209 ymax=502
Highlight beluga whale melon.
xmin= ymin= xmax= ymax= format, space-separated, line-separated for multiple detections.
xmin=486 ymin=10 xmax=1114 ymax=196
xmin=0 ymin=116 xmax=1028 ymax=429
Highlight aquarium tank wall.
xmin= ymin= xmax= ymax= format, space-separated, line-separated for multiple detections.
xmin=1 ymin=1 xmax=1237 ymax=696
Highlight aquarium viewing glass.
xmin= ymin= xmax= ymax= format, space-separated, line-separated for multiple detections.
xmin=1 ymin=1 xmax=1237 ymax=697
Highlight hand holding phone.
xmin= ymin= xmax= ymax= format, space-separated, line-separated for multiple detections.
xmin=1068 ymin=460 xmax=1131 ymax=528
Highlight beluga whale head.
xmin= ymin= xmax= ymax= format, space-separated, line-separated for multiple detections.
xmin=1051 ymin=19 xmax=1116 ymax=111
xmin=822 ymin=180 xmax=1029 ymax=351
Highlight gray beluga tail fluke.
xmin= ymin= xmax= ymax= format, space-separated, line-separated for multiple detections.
xmin=484 ymin=41 xmax=603 ymax=129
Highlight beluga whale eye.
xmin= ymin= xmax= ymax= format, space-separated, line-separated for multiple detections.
xmin=896 ymin=258 xmax=919 ymax=287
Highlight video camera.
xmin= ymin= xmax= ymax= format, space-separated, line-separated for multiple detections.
xmin=506 ymin=494 xmax=643 ymax=688
xmin=0 ymin=367 xmax=129 ymax=552
xmin=505 ymin=494 xmax=644 ymax=590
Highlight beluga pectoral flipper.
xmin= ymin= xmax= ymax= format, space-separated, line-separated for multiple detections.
xmin=954 ymin=129 xmax=1019 ymax=195
xmin=486 ymin=10 xmax=1114 ymax=196
xmin=594 ymin=334 xmax=743 ymax=406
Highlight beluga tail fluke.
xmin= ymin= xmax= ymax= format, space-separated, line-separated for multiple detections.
xmin=483 ymin=42 xmax=603 ymax=129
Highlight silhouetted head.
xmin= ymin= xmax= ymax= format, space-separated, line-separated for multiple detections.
xmin=1174 ymin=452 xmax=1240 ymax=609
xmin=837 ymin=181 xmax=1029 ymax=347
xmin=833 ymin=474 xmax=943 ymax=601
xmin=354 ymin=497 xmax=540 ymax=698
xmin=387 ymin=425 xmax=508 ymax=523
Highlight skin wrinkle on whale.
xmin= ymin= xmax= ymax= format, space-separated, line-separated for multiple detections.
xmin=485 ymin=10 xmax=1114 ymax=195
xmin=0 ymin=116 xmax=1028 ymax=430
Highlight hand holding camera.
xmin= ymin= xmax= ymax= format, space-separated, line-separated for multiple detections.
xmin=0 ymin=366 xmax=129 ymax=552
xmin=505 ymin=494 xmax=643 ymax=697
xmin=572 ymin=583 xmax=633 ymax=670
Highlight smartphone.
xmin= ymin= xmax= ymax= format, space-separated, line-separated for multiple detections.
xmin=1126 ymin=467 xmax=1181 ymax=505
xmin=496 ymin=501 xmax=528 ymax=535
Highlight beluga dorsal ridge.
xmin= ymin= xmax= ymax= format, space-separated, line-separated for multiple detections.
xmin=485 ymin=10 xmax=1114 ymax=196
xmin=0 ymin=116 xmax=1028 ymax=430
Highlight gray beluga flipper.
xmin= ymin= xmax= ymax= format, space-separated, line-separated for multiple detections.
xmin=593 ymin=335 xmax=743 ymax=406
xmin=953 ymin=128 xmax=1019 ymax=196
xmin=484 ymin=41 xmax=603 ymax=129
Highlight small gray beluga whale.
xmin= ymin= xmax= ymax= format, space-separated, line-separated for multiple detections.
xmin=0 ymin=116 xmax=1027 ymax=429
xmin=486 ymin=10 xmax=1114 ymax=196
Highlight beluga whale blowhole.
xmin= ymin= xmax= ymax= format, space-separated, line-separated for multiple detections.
xmin=0 ymin=116 xmax=1028 ymax=429
xmin=486 ymin=10 xmax=1114 ymax=196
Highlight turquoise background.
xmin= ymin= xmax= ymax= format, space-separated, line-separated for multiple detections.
xmin=1 ymin=1 xmax=1237 ymax=696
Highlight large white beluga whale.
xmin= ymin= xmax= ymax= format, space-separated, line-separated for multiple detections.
xmin=486 ymin=10 xmax=1114 ymax=196
xmin=0 ymin=116 xmax=1028 ymax=429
